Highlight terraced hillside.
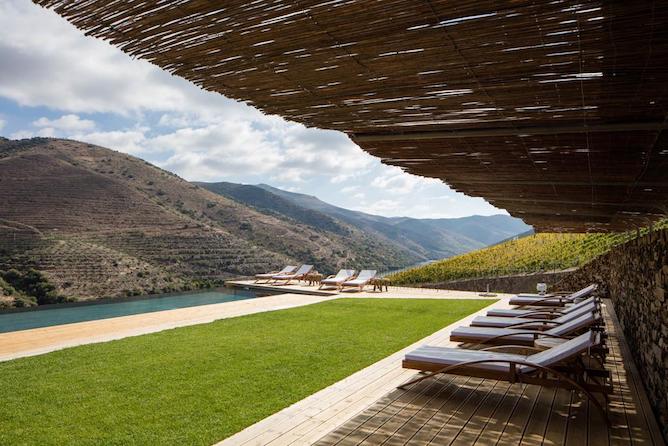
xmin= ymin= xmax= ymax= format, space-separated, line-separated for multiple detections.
xmin=0 ymin=137 xmax=419 ymax=305
xmin=389 ymin=225 xmax=668 ymax=285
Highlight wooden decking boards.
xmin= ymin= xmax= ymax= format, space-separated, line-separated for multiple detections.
xmin=313 ymin=302 xmax=664 ymax=446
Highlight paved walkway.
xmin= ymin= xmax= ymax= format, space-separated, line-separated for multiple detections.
xmin=0 ymin=292 xmax=336 ymax=361
xmin=0 ymin=285 xmax=506 ymax=362
xmin=226 ymin=280 xmax=501 ymax=300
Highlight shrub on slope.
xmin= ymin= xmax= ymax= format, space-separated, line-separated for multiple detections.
xmin=389 ymin=222 xmax=667 ymax=285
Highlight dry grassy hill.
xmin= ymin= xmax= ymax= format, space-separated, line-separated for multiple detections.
xmin=0 ymin=137 xmax=418 ymax=305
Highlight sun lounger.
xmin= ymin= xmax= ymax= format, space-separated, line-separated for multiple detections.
xmin=486 ymin=296 xmax=597 ymax=318
xmin=399 ymin=330 xmax=611 ymax=418
xmin=472 ymin=300 xmax=599 ymax=328
xmin=319 ymin=269 xmax=356 ymax=289
xmin=340 ymin=270 xmax=377 ymax=291
xmin=450 ymin=310 xmax=602 ymax=346
xmin=254 ymin=265 xmax=297 ymax=283
xmin=271 ymin=264 xmax=314 ymax=284
xmin=508 ymin=284 xmax=598 ymax=307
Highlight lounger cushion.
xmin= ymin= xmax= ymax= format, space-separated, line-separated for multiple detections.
xmin=474 ymin=301 xmax=597 ymax=328
xmin=485 ymin=308 xmax=542 ymax=318
xmin=509 ymin=284 xmax=596 ymax=306
xmin=508 ymin=296 xmax=567 ymax=306
xmin=450 ymin=326 xmax=536 ymax=343
xmin=451 ymin=311 xmax=598 ymax=343
xmin=342 ymin=278 xmax=366 ymax=285
xmin=471 ymin=316 xmax=555 ymax=328
xmin=321 ymin=269 xmax=355 ymax=284
xmin=548 ymin=312 xmax=599 ymax=336
xmin=273 ymin=265 xmax=313 ymax=279
xmin=486 ymin=297 xmax=596 ymax=318
xmin=256 ymin=266 xmax=297 ymax=278
xmin=405 ymin=345 xmax=525 ymax=373
xmin=528 ymin=331 xmax=597 ymax=367
xmin=341 ymin=270 xmax=377 ymax=287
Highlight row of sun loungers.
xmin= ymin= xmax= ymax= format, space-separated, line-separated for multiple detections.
xmin=254 ymin=265 xmax=379 ymax=291
xmin=400 ymin=284 xmax=611 ymax=421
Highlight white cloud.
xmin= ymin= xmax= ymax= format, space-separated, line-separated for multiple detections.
xmin=0 ymin=119 xmax=5 ymax=132
xmin=0 ymin=0 xmax=258 ymax=120
xmin=153 ymin=121 xmax=283 ymax=180
xmin=73 ymin=129 xmax=147 ymax=155
xmin=34 ymin=114 xmax=95 ymax=131
xmin=0 ymin=0 xmax=509 ymax=220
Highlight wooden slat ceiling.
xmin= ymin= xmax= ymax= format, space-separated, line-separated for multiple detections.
xmin=34 ymin=0 xmax=668 ymax=231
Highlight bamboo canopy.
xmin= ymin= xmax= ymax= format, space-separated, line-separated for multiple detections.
xmin=33 ymin=0 xmax=668 ymax=231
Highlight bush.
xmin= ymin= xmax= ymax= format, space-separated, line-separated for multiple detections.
xmin=1 ymin=269 xmax=67 ymax=305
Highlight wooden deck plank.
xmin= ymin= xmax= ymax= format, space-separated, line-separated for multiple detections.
xmin=448 ymin=381 xmax=512 ymax=446
xmin=564 ymin=394 xmax=590 ymax=446
xmin=541 ymin=389 xmax=572 ymax=446
xmin=473 ymin=382 xmax=528 ymax=445
xmin=494 ymin=383 xmax=542 ymax=445
xmin=359 ymin=376 xmax=465 ymax=445
xmin=518 ymin=387 xmax=557 ymax=446
xmin=605 ymin=303 xmax=664 ymax=446
xmin=427 ymin=378 xmax=499 ymax=445
xmin=381 ymin=376 xmax=474 ymax=446
xmin=403 ymin=377 xmax=484 ymax=445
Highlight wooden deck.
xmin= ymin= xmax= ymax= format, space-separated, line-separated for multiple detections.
xmin=313 ymin=302 xmax=664 ymax=446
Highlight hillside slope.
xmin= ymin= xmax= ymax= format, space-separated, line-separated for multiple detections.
xmin=389 ymin=225 xmax=667 ymax=285
xmin=0 ymin=138 xmax=418 ymax=304
xmin=199 ymin=182 xmax=531 ymax=260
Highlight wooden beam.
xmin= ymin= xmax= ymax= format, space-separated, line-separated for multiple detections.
xmin=352 ymin=121 xmax=668 ymax=142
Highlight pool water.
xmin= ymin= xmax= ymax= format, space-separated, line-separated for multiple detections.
xmin=0 ymin=288 xmax=257 ymax=333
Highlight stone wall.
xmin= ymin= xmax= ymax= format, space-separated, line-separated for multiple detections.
xmin=556 ymin=229 xmax=668 ymax=441
xmin=422 ymin=269 xmax=574 ymax=294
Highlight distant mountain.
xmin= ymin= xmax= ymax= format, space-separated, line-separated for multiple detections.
xmin=0 ymin=137 xmax=530 ymax=307
xmin=0 ymin=138 xmax=418 ymax=305
xmin=198 ymin=182 xmax=532 ymax=262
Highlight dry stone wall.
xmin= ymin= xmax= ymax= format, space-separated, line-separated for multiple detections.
xmin=556 ymin=228 xmax=668 ymax=441
xmin=422 ymin=269 xmax=574 ymax=295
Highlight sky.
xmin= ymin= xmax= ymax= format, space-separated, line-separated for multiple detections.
xmin=0 ymin=0 xmax=506 ymax=219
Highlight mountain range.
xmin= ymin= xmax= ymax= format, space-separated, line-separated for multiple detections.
xmin=198 ymin=182 xmax=531 ymax=261
xmin=0 ymin=137 xmax=530 ymax=305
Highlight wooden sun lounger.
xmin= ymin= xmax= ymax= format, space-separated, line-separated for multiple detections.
xmin=340 ymin=270 xmax=377 ymax=291
xmin=486 ymin=296 xmax=598 ymax=318
xmin=254 ymin=265 xmax=297 ymax=283
xmin=271 ymin=264 xmax=314 ymax=284
xmin=400 ymin=331 xmax=611 ymax=420
xmin=319 ymin=269 xmax=356 ymax=289
xmin=450 ymin=310 xmax=603 ymax=346
xmin=471 ymin=300 xmax=599 ymax=328
xmin=509 ymin=284 xmax=598 ymax=307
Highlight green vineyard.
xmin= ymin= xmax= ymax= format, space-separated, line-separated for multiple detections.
xmin=389 ymin=222 xmax=668 ymax=285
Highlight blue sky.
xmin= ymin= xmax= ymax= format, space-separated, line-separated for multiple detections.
xmin=0 ymin=0 xmax=506 ymax=219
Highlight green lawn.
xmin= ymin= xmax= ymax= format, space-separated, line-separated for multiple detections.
xmin=0 ymin=298 xmax=494 ymax=445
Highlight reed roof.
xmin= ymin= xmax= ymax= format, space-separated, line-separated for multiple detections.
xmin=34 ymin=0 xmax=668 ymax=231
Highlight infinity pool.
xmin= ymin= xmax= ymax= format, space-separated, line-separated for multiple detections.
xmin=0 ymin=288 xmax=257 ymax=333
